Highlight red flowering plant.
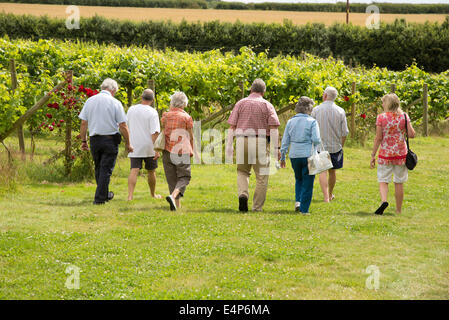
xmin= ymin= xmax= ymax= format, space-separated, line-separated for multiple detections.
xmin=41 ymin=80 xmax=99 ymax=178
xmin=335 ymin=92 xmax=376 ymax=145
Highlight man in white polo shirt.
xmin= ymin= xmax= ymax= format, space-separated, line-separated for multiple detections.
xmin=127 ymin=89 xmax=161 ymax=201
xmin=79 ymin=78 xmax=133 ymax=205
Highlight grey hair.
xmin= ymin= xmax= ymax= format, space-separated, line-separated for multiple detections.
xmin=141 ymin=89 xmax=154 ymax=102
xmin=170 ymin=91 xmax=188 ymax=108
xmin=295 ymin=96 xmax=315 ymax=114
xmin=250 ymin=78 xmax=266 ymax=94
xmin=324 ymin=86 xmax=338 ymax=101
xmin=100 ymin=78 xmax=119 ymax=92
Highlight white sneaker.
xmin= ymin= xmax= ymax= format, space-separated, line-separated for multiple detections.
xmin=295 ymin=202 xmax=300 ymax=212
xmin=166 ymin=195 xmax=177 ymax=211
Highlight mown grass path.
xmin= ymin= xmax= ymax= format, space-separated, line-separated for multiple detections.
xmin=0 ymin=136 xmax=448 ymax=299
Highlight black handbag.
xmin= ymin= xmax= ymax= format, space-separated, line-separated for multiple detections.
xmin=404 ymin=113 xmax=417 ymax=170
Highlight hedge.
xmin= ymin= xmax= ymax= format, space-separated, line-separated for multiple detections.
xmin=1 ymin=13 xmax=449 ymax=72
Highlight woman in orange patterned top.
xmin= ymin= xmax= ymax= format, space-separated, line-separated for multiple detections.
xmin=370 ymin=93 xmax=415 ymax=215
xmin=160 ymin=91 xmax=194 ymax=211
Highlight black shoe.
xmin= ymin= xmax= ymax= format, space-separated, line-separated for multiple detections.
xmin=239 ymin=196 xmax=248 ymax=212
xmin=106 ymin=191 xmax=114 ymax=202
xmin=166 ymin=195 xmax=177 ymax=211
xmin=375 ymin=202 xmax=389 ymax=215
xmin=93 ymin=201 xmax=105 ymax=205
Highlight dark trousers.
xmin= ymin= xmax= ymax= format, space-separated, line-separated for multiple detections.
xmin=290 ymin=157 xmax=315 ymax=213
xmin=90 ymin=135 xmax=119 ymax=203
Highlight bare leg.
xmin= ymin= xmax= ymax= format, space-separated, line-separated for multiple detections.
xmin=127 ymin=168 xmax=140 ymax=201
xmin=319 ymin=171 xmax=330 ymax=202
xmin=147 ymin=170 xmax=161 ymax=199
xmin=394 ymin=183 xmax=404 ymax=214
xmin=328 ymin=169 xmax=336 ymax=200
xmin=171 ymin=188 xmax=181 ymax=208
xmin=379 ymin=182 xmax=388 ymax=202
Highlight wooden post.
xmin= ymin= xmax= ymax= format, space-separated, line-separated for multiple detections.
xmin=9 ymin=59 xmax=17 ymax=90
xmin=423 ymin=83 xmax=428 ymax=137
xmin=390 ymin=83 xmax=396 ymax=93
xmin=0 ymin=77 xmax=69 ymax=143
xmin=10 ymin=59 xmax=26 ymax=160
xmin=346 ymin=0 xmax=350 ymax=24
xmin=238 ymin=81 xmax=244 ymax=100
xmin=127 ymin=85 xmax=133 ymax=108
xmin=148 ymin=79 xmax=159 ymax=117
xmin=350 ymin=81 xmax=356 ymax=138
xmin=64 ymin=71 xmax=73 ymax=176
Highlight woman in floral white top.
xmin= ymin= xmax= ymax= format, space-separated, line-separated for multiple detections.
xmin=370 ymin=94 xmax=415 ymax=215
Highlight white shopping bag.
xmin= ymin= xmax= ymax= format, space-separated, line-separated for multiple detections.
xmin=153 ymin=130 xmax=165 ymax=152
xmin=307 ymin=145 xmax=333 ymax=175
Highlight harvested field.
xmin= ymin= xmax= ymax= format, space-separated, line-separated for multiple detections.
xmin=0 ymin=3 xmax=447 ymax=26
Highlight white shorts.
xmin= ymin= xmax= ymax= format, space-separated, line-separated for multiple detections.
xmin=377 ymin=164 xmax=408 ymax=184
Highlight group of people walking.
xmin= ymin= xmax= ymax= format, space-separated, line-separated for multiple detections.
xmin=78 ymin=78 xmax=415 ymax=215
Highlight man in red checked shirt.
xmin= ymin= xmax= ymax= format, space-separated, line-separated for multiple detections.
xmin=226 ymin=79 xmax=281 ymax=212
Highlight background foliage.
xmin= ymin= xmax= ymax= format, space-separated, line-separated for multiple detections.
xmin=1 ymin=14 xmax=449 ymax=72
xmin=1 ymin=37 xmax=448 ymax=143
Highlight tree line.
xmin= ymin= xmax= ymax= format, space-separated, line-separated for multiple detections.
xmin=0 ymin=0 xmax=208 ymax=9
xmin=1 ymin=13 xmax=449 ymax=73
xmin=4 ymin=0 xmax=449 ymax=14
xmin=214 ymin=2 xmax=449 ymax=14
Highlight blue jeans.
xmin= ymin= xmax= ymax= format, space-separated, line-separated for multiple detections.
xmin=290 ymin=157 xmax=315 ymax=213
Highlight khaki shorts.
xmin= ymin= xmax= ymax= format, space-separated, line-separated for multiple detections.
xmin=377 ymin=164 xmax=408 ymax=183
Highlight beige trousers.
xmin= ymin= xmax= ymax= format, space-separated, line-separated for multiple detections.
xmin=236 ymin=137 xmax=270 ymax=211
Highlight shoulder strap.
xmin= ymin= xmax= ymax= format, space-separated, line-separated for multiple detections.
xmin=404 ymin=113 xmax=410 ymax=151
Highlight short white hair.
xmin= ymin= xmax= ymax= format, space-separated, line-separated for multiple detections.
xmin=100 ymin=78 xmax=119 ymax=92
xmin=170 ymin=91 xmax=188 ymax=108
xmin=324 ymin=86 xmax=338 ymax=101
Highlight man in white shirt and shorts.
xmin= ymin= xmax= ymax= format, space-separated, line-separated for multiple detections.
xmin=127 ymin=89 xmax=161 ymax=201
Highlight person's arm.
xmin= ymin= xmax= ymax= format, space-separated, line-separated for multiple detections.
xmin=406 ymin=114 xmax=416 ymax=138
xmin=151 ymin=132 xmax=159 ymax=144
xmin=370 ymin=125 xmax=383 ymax=169
xmin=279 ymin=122 xmax=290 ymax=168
xmin=80 ymin=120 xmax=89 ymax=151
xmin=341 ymin=136 xmax=347 ymax=148
xmin=78 ymin=101 xmax=90 ymax=151
xmin=341 ymin=111 xmax=349 ymax=148
xmin=119 ymin=122 xmax=133 ymax=153
xmin=312 ymin=120 xmax=321 ymax=147
xmin=152 ymin=132 xmax=160 ymax=160
xmin=269 ymin=125 xmax=281 ymax=161
xmin=151 ymin=112 xmax=161 ymax=159
xmin=226 ymin=125 xmax=236 ymax=158
xmin=266 ymin=103 xmax=281 ymax=160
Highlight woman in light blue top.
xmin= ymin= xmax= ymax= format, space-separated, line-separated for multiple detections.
xmin=280 ymin=97 xmax=321 ymax=214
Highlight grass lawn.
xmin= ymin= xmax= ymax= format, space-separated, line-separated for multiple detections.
xmin=0 ymin=134 xmax=448 ymax=299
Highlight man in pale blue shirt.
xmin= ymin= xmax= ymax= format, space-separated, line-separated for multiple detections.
xmin=280 ymin=97 xmax=321 ymax=214
xmin=79 ymin=78 xmax=133 ymax=204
